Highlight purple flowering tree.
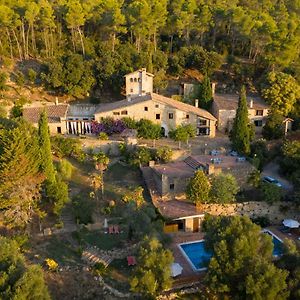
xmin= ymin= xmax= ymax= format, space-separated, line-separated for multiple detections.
xmin=91 ymin=118 xmax=127 ymax=135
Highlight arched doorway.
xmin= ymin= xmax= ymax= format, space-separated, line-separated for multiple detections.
xmin=161 ymin=123 xmax=169 ymax=137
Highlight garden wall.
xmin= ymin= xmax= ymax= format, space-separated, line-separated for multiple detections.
xmin=201 ymin=202 xmax=299 ymax=225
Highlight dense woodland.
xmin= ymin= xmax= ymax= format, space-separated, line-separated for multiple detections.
xmin=0 ymin=0 xmax=299 ymax=99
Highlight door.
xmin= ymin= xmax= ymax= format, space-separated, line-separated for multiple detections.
xmin=193 ymin=218 xmax=199 ymax=232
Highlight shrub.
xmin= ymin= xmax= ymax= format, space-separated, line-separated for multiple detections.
xmin=72 ymin=195 xmax=95 ymax=224
xmin=15 ymin=71 xmax=25 ymax=87
xmin=57 ymin=159 xmax=74 ymax=180
xmin=155 ymin=146 xmax=173 ymax=163
xmin=98 ymin=132 xmax=109 ymax=140
xmin=136 ymin=119 xmax=162 ymax=140
xmin=51 ymin=136 xmax=84 ymax=159
xmin=122 ymin=117 xmax=137 ymax=129
xmin=10 ymin=104 xmax=23 ymax=118
xmin=129 ymin=146 xmax=152 ymax=166
xmin=251 ymin=216 xmax=271 ymax=227
xmin=91 ymin=118 xmax=126 ymax=135
xmin=260 ymin=182 xmax=282 ymax=204
xmin=28 ymin=68 xmax=37 ymax=84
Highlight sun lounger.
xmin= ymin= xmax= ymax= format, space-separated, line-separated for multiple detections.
xmin=127 ymin=256 xmax=136 ymax=266
xmin=108 ymin=226 xmax=114 ymax=234
xmin=114 ymin=225 xmax=120 ymax=234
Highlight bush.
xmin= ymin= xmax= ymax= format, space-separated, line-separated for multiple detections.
xmin=136 ymin=119 xmax=162 ymax=140
xmin=155 ymin=146 xmax=173 ymax=163
xmin=72 ymin=195 xmax=95 ymax=224
xmin=251 ymin=216 xmax=271 ymax=227
xmin=57 ymin=159 xmax=74 ymax=180
xmin=260 ymin=182 xmax=282 ymax=204
xmin=122 ymin=117 xmax=137 ymax=129
xmin=15 ymin=71 xmax=25 ymax=87
xmin=10 ymin=104 xmax=23 ymax=118
xmin=129 ymin=146 xmax=152 ymax=166
xmin=98 ymin=132 xmax=109 ymax=140
xmin=27 ymin=68 xmax=37 ymax=84
xmin=51 ymin=136 xmax=83 ymax=159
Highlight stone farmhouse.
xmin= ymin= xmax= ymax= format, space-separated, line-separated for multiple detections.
xmin=23 ymin=69 xmax=217 ymax=137
xmin=94 ymin=69 xmax=217 ymax=137
xmin=23 ymin=103 xmax=69 ymax=134
xmin=212 ymin=93 xmax=269 ymax=133
xmin=150 ymin=154 xmax=254 ymax=200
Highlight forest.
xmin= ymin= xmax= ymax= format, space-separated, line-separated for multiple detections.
xmin=0 ymin=0 xmax=299 ymax=99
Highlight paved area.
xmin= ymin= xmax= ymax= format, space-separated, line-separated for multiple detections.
xmin=262 ymin=162 xmax=293 ymax=191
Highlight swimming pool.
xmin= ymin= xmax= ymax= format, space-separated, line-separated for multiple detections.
xmin=178 ymin=240 xmax=212 ymax=271
xmin=179 ymin=231 xmax=283 ymax=271
xmin=263 ymin=229 xmax=283 ymax=257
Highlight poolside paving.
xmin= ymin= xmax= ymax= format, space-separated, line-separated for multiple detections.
xmin=170 ymin=232 xmax=205 ymax=277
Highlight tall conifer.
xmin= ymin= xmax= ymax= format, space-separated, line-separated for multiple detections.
xmin=200 ymin=74 xmax=213 ymax=108
xmin=38 ymin=111 xmax=56 ymax=183
xmin=230 ymin=86 xmax=251 ymax=155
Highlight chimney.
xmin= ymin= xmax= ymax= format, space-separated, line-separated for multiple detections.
xmin=55 ymin=97 xmax=59 ymax=105
xmin=195 ymin=99 xmax=199 ymax=108
xmin=211 ymin=82 xmax=216 ymax=97
xmin=249 ymin=99 xmax=253 ymax=108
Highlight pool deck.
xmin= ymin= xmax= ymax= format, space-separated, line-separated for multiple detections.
xmin=170 ymin=232 xmax=205 ymax=277
xmin=266 ymin=226 xmax=300 ymax=248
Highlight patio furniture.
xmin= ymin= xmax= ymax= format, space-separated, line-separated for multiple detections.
xmin=108 ymin=226 xmax=114 ymax=234
xmin=114 ymin=225 xmax=120 ymax=234
xmin=127 ymin=256 xmax=136 ymax=266
xmin=170 ymin=263 xmax=183 ymax=277
xmin=283 ymin=219 xmax=300 ymax=228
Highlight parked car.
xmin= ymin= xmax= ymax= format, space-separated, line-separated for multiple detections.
xmin=262 ymin=176 xmax=283 ymax=188
xmin=236 ymin=156 xmax=246 ymax=162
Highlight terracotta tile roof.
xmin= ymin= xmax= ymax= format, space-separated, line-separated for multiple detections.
xmin=95 ymin=93 xmax=217 ymax=121
xmin=124 ymin=69 xmax=154 ymax=77
xmin=213 ymin=93 xmax=269 ymax=111
xmin=23 ymin=104 xmax=68 ymax=123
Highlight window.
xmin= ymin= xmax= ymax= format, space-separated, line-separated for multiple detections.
xmin=169 ymin=183 xmax=174 ymax=190
xmin=155 ymin=104 xmax=159 ymax=108
xmin=256 ymin=110 xmax=263 ymax=116
xmin=134 ymin=78 xmax=137 ymax=82
xmin=144 ymin=106 xmax=148 ymax=111
xmin=254 ymin=120 xmax=263 ymax=127
xmin=169 ymin=113 xmax=174 ymax=119
xmin=138 ymin=78 xmax=141 ymax=82
xmin=130 ymin=78 xmax=133 ymax=82
xmin=121 ymin=110 xmax=128 ymax=115
xmin=130 ymin=88 xmax=133 ymax=93
xmin=156 ymin=114 xmax=161 ymax=120
xmin=186 ymin=114 xmax=189 ymax=119
xmin=57 ymin=127 xmax=61 ymax=134
xmin=198 ymin=119 xmax=207 ymax=126
xmin=113 ymin=111 xmax=120 ymax=115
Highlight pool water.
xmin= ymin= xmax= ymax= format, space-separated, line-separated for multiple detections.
xmin=179 ymin=241 xmax=212 ymax=271
xmin=179 ymin=233 xmax=283 ymax=271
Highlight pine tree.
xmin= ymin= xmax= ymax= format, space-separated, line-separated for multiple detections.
xmin=38 ymin=110 xmax=56 ymax=183
xmin=200 ymin=74 xmax=213 ymax=108
xmin=230 ymin=86 xmax=251 ymax=155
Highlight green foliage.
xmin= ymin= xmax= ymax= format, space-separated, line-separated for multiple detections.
xmin=0 ymin=237 xmax=50 ymax=300
xmin=186 ymin=170 xmax=210 ymax=205
xmin=122 ymin=117 xmax=137 ymax=129
xmin=15 ymin=71 xmax=25 ymax=87
xmin=169 ymin=124 xmax=196 ymax=148
xmin=263 ymin=110 xmax=285 ymax=140
xmin=38 ymin=111 xmax=56 ymax=183
xmin=27 ymin=68 xmax=37 ymax=84
xmin=0 ymin=105 xmax=7 ymax=118
xmin=51 ymin=136 xmax=83 ymax=159
xmin=155 ymin=146 xmax=173 ymax=163
xmin=199 ymin=74 xmax=213 ymax=109
xmin=247 ymin=169 xmax=262 ymax=188
xmin=98 ymin=132 xmax=109 ymax=140
xmin=262 ymin=72 xmax=300 ymax=116
xmin=10 ymin=104 xmax=23 ymax=118
xmin=130 ymin=237 xmax=173 ymax=298
xmin=0 ymin=71 xmax=8 ymax=92
xmin=210 ymin=173 xmax=239 ymax=203
xmin=129 ymin=146 xmax=152 ymax=167
xmin=230 ymin=86 xmax=251 ymax=155
xmin=251 ymin=216 xmax=271 ymax=228
xmin=250 ymin=139 xmax=269 ymax=170
xmin=42 ymin=54 xmax=95 ymax=97
xmin=0 ymin=121 xmax=43 ymax=228
xmin=122 ymin=186 xmax=145 ymax=208
xmin=203 ymin=215 xmax=289 ymax=299
xmin=260 ymin=182 xmax=283 ymax=204
xmin=137 ymin=119 xmax=162 ymax=140
xmin=56 ymin=159 xmax=74 ymax=180
xmin=280 ymin=140 xmax=300 ymax=179
xmin=72 ymin=195 xmax=95 ymax=224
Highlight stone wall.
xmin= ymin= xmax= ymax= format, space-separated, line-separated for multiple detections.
xmin=201 ymin=201 xmax=299 ymax=225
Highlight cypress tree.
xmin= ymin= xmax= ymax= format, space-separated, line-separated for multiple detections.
xmin=230 ymin=86 xmax=251 ymax=155
xmin=38 ymin=111 xmax=56 ymax=183
xmin=200 ymin=74 xmax=213 ymax=109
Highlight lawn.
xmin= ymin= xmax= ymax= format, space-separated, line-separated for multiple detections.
xmin=79 ymin=229 xmax=128 ymax=250
xmin=105 ymin=258 xmax=133 ymax=293
xmin=43 ymin=236 xmax=82 ymax=266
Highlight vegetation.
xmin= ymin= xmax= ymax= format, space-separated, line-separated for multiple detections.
xmin=203 ymin=215 xmax=289 ymax=299
xmin=199 ymin=74 xmax=213 ymax=109
xmin=136 ymin=119 xmax=162 ymax=141
xmin=260 ymin=182 xmax=283 ymax=204
xmin=72 ymin=195 xmax=95 ymax=224
xmin=186 ymin=170 xmax=211 ymax=206
xmin=230 ymin=86 xmax=252 ymax=155
xmin=263 ymin=110 xmax=285 ymax=140
xmin=130 ymin=237 xmax=173 ymax=299
xmin=0 ymin=237 xmax=50 ymax=300
xmin=155 ymin=146 xmax=173 ymax=163
xmin=210 ymin=173 xmax=239 ymax=203
xmin=169 ymin=124 xmax=196 ymax=148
